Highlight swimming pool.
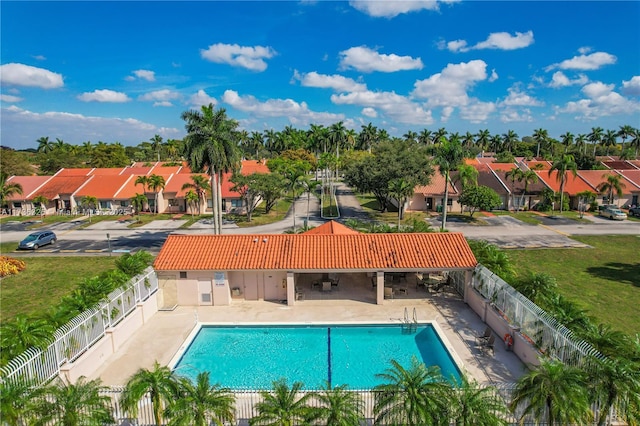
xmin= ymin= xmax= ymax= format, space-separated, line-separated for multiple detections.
xmin=171 ymin=323 xmax=462 ymax=390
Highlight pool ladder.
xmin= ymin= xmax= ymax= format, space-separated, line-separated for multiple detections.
xmin=403 ymin=307 xmax=418 ymax=334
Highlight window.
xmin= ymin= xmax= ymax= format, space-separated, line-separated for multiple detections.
xmin=179 ymin=271 xmax=187 ymax=279
xmin=447 ymin=198 xmax=453 ymax=206
xmin=168 ymin=199 xmax=177 ymax=207
xmin=100 ymin=201 xmax=110 ymax=209
xmin=231 ymin=199 xmax=243 ymax=208
xmin=120 ymin=200 xmax=129 ymax=207
xmin=201 ymin=293 xmax=211 ymax=303
xmin=14 ymin=202 xmax=22 ymax=208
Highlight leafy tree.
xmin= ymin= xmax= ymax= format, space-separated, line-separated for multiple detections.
xmin=166 ymin=372 xmax=235 ymax=426
xmin=510 ymin=359 xmax=592 ymax=425
xmin=252 ymin=172 xmax=287 ymax=214
xmin=80 ymin=195 xmax=98 ymax=221
xmin=388 ymin=178 xmax=414 ymax=227
xmin=249 ymin=378 xmax=314 ymax=426
xmin=121 ymin=361 xmax=180 ymax=426
xmin=596 ymin=173 xmax=626 ymax=206
xmin=181 ymin=174 xmax=211 ymax=215
xmin=269 ymin=158 xmax=311 ymax=232
xmin=513 ymin=272 xmax=558 ymax=307
xmin=0 ymin=172 xmax=23 ymax=208
xmin=458 ymin=185 xmax=502 ymax=217
xmin=32 ymin=376 xmax=114 ymax=426
xmin=147 ymin=174 xmax=166 ymax=214
xmin=373 ymin=357 xmax=450 ymax=425
xmin=0 ymin=314 xmax=55 ymax=361
xmin=449 ymin=375 xmax=507 ymax=426
xmin=434 ymin=136 xmax=465 ymax=230
xmin=230 ymin=172 xmax=264 ymax=222
xmin=0 ymin=148 xmax=34 ymax=176
xmin=548 ymin=154 xmax=578 ymax=213
xmin=150 ymin=134 xmax=163 ymax=162
xmin=88 ymin=142 xmax=130 ymax=168
xmin=0 ymin=376 xmax=43 ymax=425
xmin=308 ymin=382 xmax=364 ymax=426
xmin=467 ymin=240 xmax=516 ymax=282
xmin=181 ymin=104 xmax=241 ymax=234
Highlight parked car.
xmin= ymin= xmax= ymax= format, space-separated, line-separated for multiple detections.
xmin=629 ymin=206 xmax=640 ymax=217
xmin=599 ymin=206 xmax=627 ymax=221
xmin=18 ymin=231 xmax=57 ymax=250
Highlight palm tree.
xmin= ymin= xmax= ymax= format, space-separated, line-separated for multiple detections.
xmin=150 ymin=134 xmax=163 ymax=161
xmin=358 ymin=123 xmax=378 ymax=152
xmin=575 ymin=133 xmax=588 ymax=155
xmin=32 ymin=376 xmax=113 ymax=426
xmin=120 ymin=361 xmax=180 ymax=426
xmin=147 ymin=174 xmax=166 ymax=214
xmin=36 ymin=136 xmax=52 ymax=154
xmin=249 ymin=378 xmax=314 ymax=426
xmin=185 ymin=190 xmax=200 ymax=218
xmin=588 ymin=126 xmax=604 ymax=156
xmin=504 ymin=168 xmax=524 ymax=212
xmin=373 ymin=357 xmax=450 ymax=425
xmin=475 ymin=129 xmax=491 ymax=152
xmin=0 ymin=172 xmax=23 ymax=208
xmin=450 ymin=375 xmax=507 ymax=426
xmin=80 ymin=195 xmax=98 ymax=222
xmin=181 ymin=104 xmax=241 ymax=234
xmin=596 ymin=173 xmax=626 ymax=206
xmin=403 ymin=130 xmax=418 ymax=143
xmin=388 ymin=178 xmax=414 ymax=228
xmin=587 ymin=356 xmax=640 ymax=426
xmin=510 ymin=359 xmax=592 ymax=425
xmin=165 ymin=372 xmax=235 ymax=426
xmin=130 ymin=193 xmax=147 ymax=219
xmin=0 ymin=314 xmax=55 ymax=359
xmin=560 ymin=132 xmax=574 ymax=153
xmin=181 ymin=174 xmax=210 ymax=215
xmin=532 ymin=128 xmax=548 ymax=158
xmin=502 ymin=130 xmax=519 ymax=153
xmin=518 ymin=169 xmax=539 ymax=211
xmin=548 ymin=154 xmax=577 ymax=213
xmin=0 ymin=376 xmax=43 ymax=425
xmin=617 ymin=124 xmax=635 ymax=152
xmin=434 ymin=136 xmax=465 ymax=231
xmin=32 ymin=194 xmax=48 ymax=219
xmin=628 ymin=127 xmax=640 ymax=157
xmin=299 ymin=175 xmax=321 ymax=228
xmin=134 ymin=175 xmax=150 ymax=208
xmin=310 ymin=382 xmax=365 ymax=426
xmin=600 ymin=129 xmax=618 ymax=155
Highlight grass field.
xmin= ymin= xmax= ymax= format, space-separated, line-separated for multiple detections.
xmin=0 ymin=256 xmax=118 ymax=323
xmin=508 ymin=235 xmax=640 ymax=334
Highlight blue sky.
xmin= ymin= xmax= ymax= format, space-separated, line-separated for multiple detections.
xmin=1 ymin=1 xmax=639 ymax=150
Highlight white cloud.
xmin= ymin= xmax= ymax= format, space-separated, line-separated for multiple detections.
xmin=361 ymin=107 xmax=377 ymax=118
xmin=331 ymin=90 xmax=433 ymax=125
xmin=0 ymin=106 xmax=181 ymax=149
xmin=621 ymin=76 xmax=640 ymax=96
xmin=500 ymin=108 xmax=533 ymax=123
xmin=442 ymin=31 xmax=533 ymax=53
xmin=138 ymin=89 xmax=180 ymax=106
xmin=32 ymin=55 xmax=46 ymax=61
xmin=559 ymin=81 xmax=640 ymax=120
xmin=548 ymin=71 xmax=589 ymax=88
xmin=77 ymin=89 xmax=131 ymax=103
xmin=0 ymin=63 xmax=64 ymax=89
xmin=1 ymin=94 xmax=23 ymax=103
xmin=292 ymin=70 xmax=367 ymax=92
xmin=222 ymin=90 xmax=344 ymax=126
xmin=489 ymin=69 xmax=498 ymax=82
xmin=548 ymin=51 xmax=617 ymax=71
xmin=500 ymin=86 xmax=544 ymax=107
xmin=339 ymin=46 xmax=423 ymax=73
xmin=441 ymin=39 xmax=468 ymax=53
xmin=412 ymin=60 xmax=487 ymax=107
xmin=349 ymin=0 xmax=448 ymax=18
xmin=460 ymin=101 xmax=496 ymax=123
xmin=200 ymin=43 xmax=276 ymax=72
xmin=188 ymin=90 xmax=217 ymax=109
xmin=132 ymin=69 xmax=156 ymax=81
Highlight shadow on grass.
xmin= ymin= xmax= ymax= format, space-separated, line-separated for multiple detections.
xmin=586 ymin=262 xmax=640 ymax=287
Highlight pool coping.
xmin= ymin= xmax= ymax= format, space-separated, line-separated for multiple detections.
xmin=167 ymin=320 xmax=466 ymax=384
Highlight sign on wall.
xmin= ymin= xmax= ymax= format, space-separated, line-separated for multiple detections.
xmin=214 ymin=272 xmax=225 ymax=287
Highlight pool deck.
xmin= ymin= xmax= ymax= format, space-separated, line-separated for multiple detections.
xmin=91 ymin=291 xmax=528 ymax=386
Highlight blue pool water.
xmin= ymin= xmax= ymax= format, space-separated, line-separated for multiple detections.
xmin=173 ymin=324 xmax=461 ymax=390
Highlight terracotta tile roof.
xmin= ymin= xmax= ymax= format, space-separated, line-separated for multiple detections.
xmin=577 ymin=170 xmax=623 ymax=192
xmin=524 ymin=160 xmax=552 ymax=170
xmin=493 ymin=170 xmax=546 ymax=195
xmin=241 ymin=160 xmax=270 ymax=175
xmin=121 ymin=166 xmax=153 ymax=176
xmin=627 ymin=160 xmax=640 ymax=169
xmin=602 ymin=160 xmax=637 ymax=170
xmin=476 ymin=165 xmax=509 ymax=194
xmin=89 ymin=168 xmax=126 ymax=175
xmin=74 ymin=175 xmax=132 ymax=199
xmin=536 ymin=171 xmax=593 ymax=195
xmin=5 ymin=176 xmax=52 ymax=200
xmin=303 ymin=221 xmax=360 ymax=235
xmin=487 ymin=163 xmax=517 ymax=172
xmin=152 ymin=165 xmax=182 ymax=175
xmin=154 ymin=232 xmax=477 ymax=271
xmin=56 ymin=168 xmax=93 ymax=176
xmin=220 ymin=172 xmax=238 ymax=198
xmin=414 ymin=167 xmax=458 ymax=195
xmin=163 ymin=174 xmax=210 ymax=197
xmin=616 ymin=170 xmax=640 ymax=190
xmin=34 ymin=176 xmax=87 ymax=199
xmin=114 ymin=175 xmax=144 ymax=199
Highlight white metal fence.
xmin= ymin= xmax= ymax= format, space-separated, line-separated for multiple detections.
xmin=1 ymin=267 xmax=158 ymax=386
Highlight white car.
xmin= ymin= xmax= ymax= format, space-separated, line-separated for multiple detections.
xmin=599 ymin=206 xmax=627 ymax=220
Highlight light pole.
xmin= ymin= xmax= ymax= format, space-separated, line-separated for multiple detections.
xmin=107 ymin=233 xmax=111 ymax=256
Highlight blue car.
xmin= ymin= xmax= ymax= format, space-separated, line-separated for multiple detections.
xmin=18 ymin=231 xmax=57 ymax=250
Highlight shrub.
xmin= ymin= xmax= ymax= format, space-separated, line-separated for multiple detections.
xmin=0 ymin=256 xmax=26 ymax=277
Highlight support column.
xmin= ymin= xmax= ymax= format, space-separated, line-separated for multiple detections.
xmin=463 ymin=269 xmax=473 ymax=303
xmin=286 ymin=272 xmax=295 ymax=306
xmin=376 ymin=271 xmax=385 ymax=305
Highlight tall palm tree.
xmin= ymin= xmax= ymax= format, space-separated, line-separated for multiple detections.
xmin=32 ymin=194 xmax=48 ymax=218
xmin=628 ymin=128 xmax=640 ymax=157
xmin=134 ymin=175 xmax=150 ymax=199
xmin=388 ymin=178 xmax=414 ymax=228
xmin=403 ymin=130 xmax=418 ymax=143
xmin=575 ymin=134 xmax=588 ymax=155
xmin=532 ymin=128 xmax=548 ymax=158
xmin=120 ymin=361 xmax=180 ymax=426
xmin=588 ymin=126 xmax=604 ymax=156
xmin=185 ymin=190 xmax=200 ymax=218
xmin=310 ymin=382 xmax=365 ymax=426
xmin=165 ymin=372 xmax=235 ymax=426
xmin=510 ymin=359 xmax=592 ymax=425
xmin=150 ymin=134 xmax=163 ymax=162
xmin=0 ymin=376 xmax=43 ymax=425
xmin=249 ymin=378 xmax=314 ymax=426
xmin=560 ymin=132 xmax=574 ymax=153
xmin=548 ymin=154 xmax=577 ymax=213
xmin=80 ymin=195 xmax=98 ymax=222
xmin=418 ymin=128 xmax=433 ymax=146
xmin=0 ymin=173 xmax=23 ymax=207
xmin=358 ymin=123 xmax=378 ymax=152
xmin=587 ymin=357 xmax=640 ymax=426
xmin=130 ymin=193 xmax=147 ymax=219
xmin=299 ymin=175 xmax=320 ymax=228
xmin=181 ymin=104 xmax=241 ymax=234
xmin=373 ymin=357 xmax=450 ymax=425
xmin=434 ymin=136 xmax=465 ymax=231
xmin=32 ymin=376 xmax=114 ymax=426
xmin=600 ymin=129 xmax=618 ymax=156
xmin=181 ymin=174 xmax=210 ymax=215
xmin=502 ymin=130 xmax=519 ymax=153
xmin=504 ymin=168 xmax=524 ymax=211
xmin=36 ymin=136 xmax=52 ymax=154
xmin=596 ymin=173 xmax=626 ymax=206
xmin=147 ymin=174 xmax=166 ymax=214
xmin=475 ymin=129 xmax=491 ymax=152
xmin=450 ymin=375 xmax=507 ymax=426
xmin=518 ymin=169 xmax=539 ymax=211
xmin=617 ymin=124 xmax=635 ymax=152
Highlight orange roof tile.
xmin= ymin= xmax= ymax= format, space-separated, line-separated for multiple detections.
xmin=536 ymin=171 xmax=593 ymax=195
xmin=34 ymin=176 xmax=87 ymax=199
xmin=5 ymin=176 xmax=52 ymax=200
xmin=524 ymin=160 xmax=552 ymax=170
xmin=74 ymin=175 xmax=132 ymax=199
xmin=577 ymin=170 xmax=624 ymax=192
xmin=602 ymin=160 xmax=637 ymax=170
xmin=617 ymin=170 xmax=640 ymax=190
xmin=121 ymin=166 xmax=153 ymax=176
xmin=487 ymin=163 xmax=517 ymax=172
xmin=414 ymin=167 xmax=458 ymax=195
xmin=56 ymin=168 xmax=93 ymax=176
xmin=152 ymin=165 xmax=182 ymax=175
xmin=303 ymin=221 xmax=360 ymax=235
xmin=164 ymin=174 xmax=210 ymax=197
xmin=627 ymin=160 xmax=640 ymax=169
xmin=241 ymin=160 xmax=270 ymax=175
xmin=154 ymin=232 xmax=477 ymax=271
xmin=114 ymin=175 xmax=144 ymax=199
xmin=89 ymin=168 xmax=126 ymax=175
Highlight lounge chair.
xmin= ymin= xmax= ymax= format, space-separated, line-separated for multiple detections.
xmin=475 ymin=326 xmax=492 ymax=343
xmin=478 ymin=334 xmax=496 ymax=355
xmin=322 ymin=281 xmax=332 ymax=292
xmin=384 ymin=286 xmax=394 ymax=299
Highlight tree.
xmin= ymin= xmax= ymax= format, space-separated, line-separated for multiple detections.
xmin=269 ymin=158 xmax=310 ymax=232
xmin=373 ymin=357 xmax=450 ymax=425
xmin=185 ymin=190 xmax=200 ymax=218
xmin=299 ymin=175 xmax=321 ymax=228
xmin=596 ymin=173 xmax=626 ymax=206
xmin=587 ymin=356 xmax=640 ymax=426
xmin=458 ymin=185 xmax=502 ymax=217
xmin=532 ymin=128 xmax=548 ymax=158
xmin=588 ymin=126 xmax=604 ymax=156
xmin=181 ymin=174 xmax=210 ymax=215
xmin=0 ymin=149 xmax=34 ymax=176
xmin=32 ymin=194 xmax=48 ymax=219
xmin=504 ymin=168 xmax=524 ymax=211
xmin=181 ymin=104 xmax=241 ymax=234
xmin=388 ymin=178 xmax=414 ymax=228
xmin=32 ymin=376 xmax=113 ymax=426
xmin=310 ymin=382 xmax=365 ymax=426
xmin=518 ymin=169 xmax=539 ymax=211
xmin=249 ymin=378 xmax=314 ymax=426
xmin=513 ymin=272 xmax=558 ymax=307
xmin=150 ymin=134 xmax=163 ymax=162
xmin=560 ymin=131 xmax=574 ymax=153
xmin=548 ymin=154 xmax=577 ymax=213
xmin=166 ymin=372 xmax=235 ymax=426
xmin=450 ymin=375 xmax=507 ymax=426
xmin=253 ymin=173 xmax=286 ymax=214
xmin=130 ymin=193 xmax=147 ymax=219
xmin=37 ymin=136 xmax=52 ymax=153
xmin=0 ymin=172 xmax=23 ymax=208
xmin=0 ymin=376 xmax=43 ymax=425
xmin=80 ymin=195 xmax=98 ymax=222
xmin=434 ymin=136 xmax=465 ymax=231
xmin=510 ymin=359 xmax=592 ymax=425
xmin=0 ymin=314 xmax=55 ymax=362
xmin=120 ymin=361 xmax=180 ymax=426
xmin=467 ymin=240 xmax=516 ymax=282
xmin=147 ymin=174 xmax=166 ymax=214
xmin=230 ymin=173 xmax=263 ymax=222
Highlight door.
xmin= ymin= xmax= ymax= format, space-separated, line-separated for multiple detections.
xmin=198 ymin=279 xmax=212 ymax=306
xmin=263 ymin=273 xmax=285 ymax=301
xmin=244 ymin=272 xmax=259 ymax=300
xmin=426 ymin=197 xmax=433 ymax=211
xmin=157 ymin=275 xmax=178 ymax=310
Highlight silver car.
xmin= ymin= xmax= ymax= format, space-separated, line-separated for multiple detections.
xmin=18 ymin=231 xmax=57 ymax=250
xmin=600 ymin=206 xmax=627 ymax=221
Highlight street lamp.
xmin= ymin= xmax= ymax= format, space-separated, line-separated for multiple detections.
xmin=107 ymin=233 xmax=111 ymax=256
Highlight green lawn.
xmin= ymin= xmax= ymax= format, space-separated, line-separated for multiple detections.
xmin=0 ymin=256 xmax=118 ymax=323
xmin=507 ymin=235 xmax=640 ymax=334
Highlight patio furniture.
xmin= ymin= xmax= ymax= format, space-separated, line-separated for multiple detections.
xmin=384 ymin=286 xmax=394 ymax=299
xmin=322 ymin=281 xmax=332 ymax=292
xmin=475 ymin=326 xmax=492 ymax=343
xmin=312 ymin=280 xmax=320 ymax=290
xmin=331 ymin=277 xmax=340 ymax=289
xmin=478 ymin=334 xmax=496 ymax=355
xmin=295 ymin=287 xmax=305 ymax=301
